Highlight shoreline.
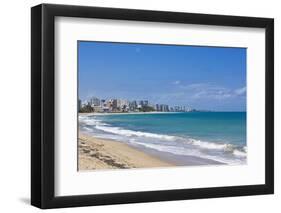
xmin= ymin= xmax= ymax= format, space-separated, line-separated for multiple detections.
xmin=78 ymin=133 xmax=173 ymax=170
xmin=79 ymin=111 xmax=183 ymax=116
xmin=78 ymin=133 xmax=223 ymax=171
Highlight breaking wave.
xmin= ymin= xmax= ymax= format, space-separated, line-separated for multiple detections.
xmin=79 ymin=115 xmax=247 ymax=165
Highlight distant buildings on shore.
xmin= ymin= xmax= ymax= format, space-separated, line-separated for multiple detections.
xmin=79 ymin=97 xmax=196 ymax=113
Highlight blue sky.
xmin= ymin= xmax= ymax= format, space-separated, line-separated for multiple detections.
xmin=78 ymin=41 xmax=246 ymax=111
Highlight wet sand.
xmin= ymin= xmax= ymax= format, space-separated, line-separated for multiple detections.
xmin=78 ymin=133 xmax=173 ymax=170
xmin=78 ymin=131 xmax=224 ymax=171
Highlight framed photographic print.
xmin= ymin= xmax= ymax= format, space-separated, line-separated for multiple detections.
xmin=31 ymin=3 xmax=274 ymax=209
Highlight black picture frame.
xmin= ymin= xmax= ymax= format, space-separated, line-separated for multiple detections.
xmin=31 ymin=3 xmax=274 ymax=209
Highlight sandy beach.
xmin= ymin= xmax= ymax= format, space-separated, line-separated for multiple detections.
xmin=78 ymin=133 xmax=173 ymax=171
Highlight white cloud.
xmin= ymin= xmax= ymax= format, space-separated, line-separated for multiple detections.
xmin=234 ymin=86 xmax=246 ymax=95
xmin=191 ymin=85 xmax=232 ymax=100
xmin=150 ymin=83 xmax=246 ymax=105
xmin=180 ymin=83 xmax=208 ymax=89
xmin=173 ymin=83 xmax=246 ymax=100
xmin=172 ymin=80 xmax=181 ymax=85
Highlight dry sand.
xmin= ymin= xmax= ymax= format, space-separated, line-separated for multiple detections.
xmin=78 ymin=133 xmax=173 ymax=171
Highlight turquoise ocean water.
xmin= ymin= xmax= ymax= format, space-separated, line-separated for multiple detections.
xmin=79 ymin=112 xmax=246 ymax=165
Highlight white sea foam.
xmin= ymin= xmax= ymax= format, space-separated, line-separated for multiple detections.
xmin=131 ymin=140 xmax=245 ymax=165
xmin=190 ymin=139 xmax=231 ymax=150
xmin=79 ymin=116 xmax=108 ymax=126
xmin=95 ymin=125 xmax=177 ymax=140
xmin=79 ymin=115 xmax=247 ymax=165
xmin=189 ymin=139 xmax=235 ymax=151
xmin=233 ymin=149 xmax=247 ymax=157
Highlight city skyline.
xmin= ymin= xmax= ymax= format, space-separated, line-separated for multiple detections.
xmin=79 ymin=41 xmax=246 ymax=111
xmin=79 ymin=96 xmax=196 ymax=113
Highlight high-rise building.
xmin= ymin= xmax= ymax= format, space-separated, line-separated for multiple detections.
xmin=89 ymin=97 xmax=101 ymax=106
xmin=112 ymin=99 xmax=119 ymax=111
xmin=174 ymin=106 xmax=180 ymax=112
xmin=138 ymin=100 xmax=144 ymax=107
xmin=160 ymin=104 xmax=169 ymax=112
xmin=120 ymin=99 xmax=129 ymax=108
xmin=106 ymin=99 xmax=114 ymax=111
xmin=120 ymin=99 xmax=129 ymax=112
xmin=101 ymin=99 xmax=106 ymax=107
xmin=129 ymin=100 xmax=138 ymax=111
xmin=155 ymin=104 xmax=160 ymax=111
xmin=111 ymin=99 xmax=128 ymax=111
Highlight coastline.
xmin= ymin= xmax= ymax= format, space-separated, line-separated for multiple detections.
xmin=78 ymin=132 xmax=224 ymax=171
xmin=79 ymin=111 xmax=182 ymax=116
xmin=78 ymin=133 xmax=173 ymax=170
